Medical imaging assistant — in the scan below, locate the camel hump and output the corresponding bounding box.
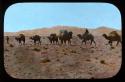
[34,35,40,37]
[69,31,73,34]
[109,31,119,37]
[19,34,25,37]
[59,30,68,36]
[50,33,56,36]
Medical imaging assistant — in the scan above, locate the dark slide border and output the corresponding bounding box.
[0,0,124,81]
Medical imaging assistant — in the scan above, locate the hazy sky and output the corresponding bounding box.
[4,3,121,32]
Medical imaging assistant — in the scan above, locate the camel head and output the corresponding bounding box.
[50,33,57,38]
[58,35,62,40]
[102,34,109,40]
[19,34,25,37]
[77,34,82,39]
[29,36,33,40]
[69,31,73,38]
[102,34,107,37]
[15,37,19,41]
[47,36,51,40]
[15,37,17,40]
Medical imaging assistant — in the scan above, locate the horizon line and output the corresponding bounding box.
[4,25,121,32]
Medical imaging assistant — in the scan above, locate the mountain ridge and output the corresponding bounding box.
[4,26,121,36]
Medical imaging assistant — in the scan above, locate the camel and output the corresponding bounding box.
[47,33,59,44]
[59,30,73,45]
[77,33,96,47]
[102,31,121,47]
[15,34,25,45]
[30,35,41,45]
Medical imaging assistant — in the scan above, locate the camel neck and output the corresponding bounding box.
[104,35,109,39]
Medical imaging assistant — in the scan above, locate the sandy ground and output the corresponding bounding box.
[4,35,122,79]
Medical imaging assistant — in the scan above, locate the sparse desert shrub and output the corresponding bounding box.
[33,48,41,52]
[90,77,95,79]
[70,50,77,53]
[41,58,50,63]
[55,49,58,51]
[90,50,94,53]
[95,57,98,60]
[62,49,65,52]
[86,59,91,62]
[64,52,67,55]
[56,59,60,61]
[9,44,14,47]
[100,60,106,64]
[119,56,121,58]
[43,46,48,50]
[111,46,115,49]
[88,72,93,75]
[5,48,9,51]
[91,47,94,48]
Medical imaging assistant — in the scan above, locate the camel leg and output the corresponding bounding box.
[7,40,9,44]
[53,41,55,45]
[57,40,59,45]
[64,40,66,45]
[116,41,119,46]
[120,40,122,45]
[61,40,63,45]
[109,41,112,47]
[39,40,40,45]
[51,41,53,45]
[40,40,41,45]
[19,41,21,46]
[81,40,84,45]
[68,40,70,45]
[55,40,57,45]
[84,40,87,47]
[52,41,53,44]
[68,40,71,45]
[19,43,21,46]
[23,41,24,45]
[107,41,111,45]
[53,41,55,44]
[24,39,25,45]
[93,40,96,47]
[50,40,52,44]
[52,41,54,45]
[20,41,22,46]
[57,41,59,45]
[70,40,71,45]
[105,41,110,45]
[23,41,25,45]
[19,40,21,45]
[34,41,36,45]
[56,40,58,45]
[84,40,86,45]
[90,40,92,46]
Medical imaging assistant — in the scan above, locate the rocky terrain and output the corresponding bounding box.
[4,26,122,79]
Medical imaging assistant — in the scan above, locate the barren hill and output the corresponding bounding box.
[4,26,121,36]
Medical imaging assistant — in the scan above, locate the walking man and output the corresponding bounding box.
[6,36,9,44]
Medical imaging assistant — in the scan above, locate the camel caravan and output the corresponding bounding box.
[5,29,122,48]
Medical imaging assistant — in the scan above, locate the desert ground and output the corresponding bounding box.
[4,26,122,79]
